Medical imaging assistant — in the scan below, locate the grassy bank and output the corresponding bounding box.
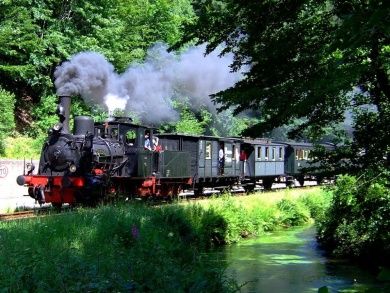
[0,187,330,292]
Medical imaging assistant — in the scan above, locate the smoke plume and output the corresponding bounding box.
[54,43,244,123]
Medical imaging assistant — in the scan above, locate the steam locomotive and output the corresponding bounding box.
[17,96,332,207]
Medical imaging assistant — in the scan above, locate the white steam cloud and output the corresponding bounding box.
[54,43,244,123]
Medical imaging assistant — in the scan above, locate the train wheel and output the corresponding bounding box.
[286,180,294,188]
[263,178,274,190]
[52,203,63,210]
[297,176,305,187]
[244,184,255,193]
[194,186,204,197]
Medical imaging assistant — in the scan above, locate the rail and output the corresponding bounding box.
[0,210,36,221]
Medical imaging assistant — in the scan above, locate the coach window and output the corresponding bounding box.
[256,146,261,160]
[303,150,309,160]
[265,146,269,160]
[205,141,212,159]
[296,149,304,160]
[279,147,284,160]
[232,145,236,160]
[271,147,276,160]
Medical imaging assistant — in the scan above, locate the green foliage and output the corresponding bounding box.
[0,204,236,292]
[317,174,390,265]
[207,109,259,137]
[298,190,332,222]
[160,100,212,135]
[160,100,258,137]
[175,108,210,135]
[0,189,330,291]
[0,0,194,136]
[30,94,58,135]
[193,189,329,245]
[178,0,390,170]
[2,135,44,159]
[276,198,310,227]
[0,87,15,154]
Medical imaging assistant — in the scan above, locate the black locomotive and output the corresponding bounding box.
[17,95,332,207]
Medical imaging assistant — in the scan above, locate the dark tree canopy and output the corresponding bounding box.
[176,0,390,170]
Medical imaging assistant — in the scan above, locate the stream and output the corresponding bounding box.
[207,226,389,292]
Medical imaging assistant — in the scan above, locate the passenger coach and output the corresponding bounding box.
[240,139,286,191]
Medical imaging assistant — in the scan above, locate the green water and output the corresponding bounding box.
[207,226,389,292]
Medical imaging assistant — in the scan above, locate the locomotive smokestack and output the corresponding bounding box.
[57,96,71,133]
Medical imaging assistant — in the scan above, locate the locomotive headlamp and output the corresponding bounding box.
[26,163,35,174]
[69,164,77,173]
[53,122,63,132]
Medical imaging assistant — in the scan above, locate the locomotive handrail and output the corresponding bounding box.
[97,136,114,173]
[110,157,129,176]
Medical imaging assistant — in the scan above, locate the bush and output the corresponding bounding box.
[298,189,332,221]
[2,135,45,159]
[0,88,16,154]
[276,198,310,227]
[317,174,390,265]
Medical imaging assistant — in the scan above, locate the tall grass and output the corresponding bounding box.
[0,205,236,292]
[0,187,330,291]
[186,187,331,244]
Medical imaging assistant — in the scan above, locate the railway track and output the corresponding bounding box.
[0,210,37,221]
[0,206,74,222]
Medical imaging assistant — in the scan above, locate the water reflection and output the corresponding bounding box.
[206,226,388,292]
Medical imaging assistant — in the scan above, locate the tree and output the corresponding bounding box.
[159,101,212,135]
[0,87,16,154]
[0,0,194,133]
[176,0,390,170]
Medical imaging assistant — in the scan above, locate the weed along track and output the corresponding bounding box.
[0,206,75,221]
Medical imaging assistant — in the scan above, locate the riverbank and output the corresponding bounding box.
[0,187,329,291]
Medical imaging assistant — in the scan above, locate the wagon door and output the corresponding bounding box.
[224,143,233,176]
[198,140,205,178]
[211,140,219,176]
[234,143,241,176]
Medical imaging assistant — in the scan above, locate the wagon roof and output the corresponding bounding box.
[242,138,285,146]
[156,133,242,142]
[274,141,335,149]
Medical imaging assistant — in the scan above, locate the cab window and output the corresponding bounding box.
[111,127,118,139]
[125,130,136,146]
